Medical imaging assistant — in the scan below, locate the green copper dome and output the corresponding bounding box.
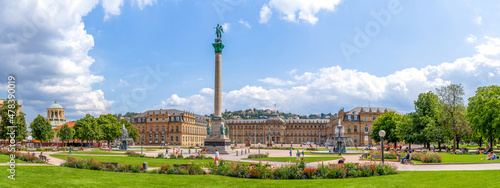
[48,100,63,109]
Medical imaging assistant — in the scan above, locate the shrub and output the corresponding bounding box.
[410,151,441,163]
[126,151,146,157]
[247,153,269,159]
[0,149,45,163]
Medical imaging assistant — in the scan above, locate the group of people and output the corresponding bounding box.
[164,146,182,159]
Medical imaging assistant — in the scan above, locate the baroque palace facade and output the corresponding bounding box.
[131,109,209,146]
[131,107,398,146]
[226,107,399,146]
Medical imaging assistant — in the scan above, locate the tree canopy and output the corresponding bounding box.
[97,114,122,145]
[467,85,500,146]
[370,111,402,147]
[73,114,101,145]
[57,124,74,146]
[30,114,52,145]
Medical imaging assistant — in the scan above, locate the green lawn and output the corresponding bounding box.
[304,152,361,156]
[439,153,500,163]
[0,155,29,164]
[50,154,252,167]
[2,166,500,187]
[56,151,127,155]
[244,156,341,163]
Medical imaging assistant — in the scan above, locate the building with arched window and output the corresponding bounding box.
[132,109,209,146]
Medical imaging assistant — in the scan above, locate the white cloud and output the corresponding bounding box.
[264,0,342,24]
[156,37,500,115]
[119,79,129,86]
[222,23,230,32]
[259,4,272,24]
[0,1,115,120]
[133,0,156,10]
[474,16,482,24]
[288,68,297,75]
[238,19,251,28]
[259,77,295,86]
[466,34,477,43]
[102,0,124,21]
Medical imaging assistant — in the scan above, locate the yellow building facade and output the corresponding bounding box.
[132,109,209,146]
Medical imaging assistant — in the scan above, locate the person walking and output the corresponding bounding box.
[289,147,292,157]
[165,149,169,158]
[301,149,305,157]
[215,149,220,166]
[296,150,301,163]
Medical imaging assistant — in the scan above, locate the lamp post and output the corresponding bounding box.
[258,143,260,154]
[379,130,386,164]
[141,137,143,155]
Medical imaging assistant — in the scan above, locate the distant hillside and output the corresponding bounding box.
[210,108,334,120]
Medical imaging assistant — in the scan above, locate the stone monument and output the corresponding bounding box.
[204,24,232,154]
[117,124,134,150]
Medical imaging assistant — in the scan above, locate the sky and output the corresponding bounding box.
[1,0,500,122]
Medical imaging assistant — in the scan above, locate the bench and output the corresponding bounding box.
[359,153,368,160]
[40,156,50,163]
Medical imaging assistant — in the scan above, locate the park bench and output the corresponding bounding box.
[40,156,50,163]
[359,153,368,160]
[403,155,414,165]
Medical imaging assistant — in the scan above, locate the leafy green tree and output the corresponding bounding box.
[396,113,416,149]
[467,85,500,147]
[413,91,440,149]
[97,114,122,146]
[57,125,74,146]
[370,111,403,148]
[120,119,139,142]
[436,84,471,151]
[30,114,52,147]
[0,100,27,142]
[73,114,100,147]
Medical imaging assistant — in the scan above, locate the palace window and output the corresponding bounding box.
[365,125,369,133]
[149,126,152,132]
[365,116,368,121]
[142,126,144,133]
[354,126,357,133]
[348,126,351,133]
[161,135,164,142]
[176,126,179,132]
[354,137,358,143]
[171,136,173,141]
[373,117,376,120]
[176,136,178,142]
[162,126,165,132]
[155,135,158,142]
[156,118,158,122]
[156,126,159,131]
[149,135,152,142]
[150,118,152,122]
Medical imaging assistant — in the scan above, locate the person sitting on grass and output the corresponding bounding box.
[484,152,496,160]
[401,151,411,164]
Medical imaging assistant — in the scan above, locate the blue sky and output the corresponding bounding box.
[1,0,500,122]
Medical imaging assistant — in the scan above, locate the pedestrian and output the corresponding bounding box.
[302,149,305,157]
[215,149,220,166]
[296,150,301,163]
[165,149,169,158]
[289,147,292,156]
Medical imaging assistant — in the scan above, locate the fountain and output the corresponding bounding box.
[117,124,134,150]
[313,120,362,154]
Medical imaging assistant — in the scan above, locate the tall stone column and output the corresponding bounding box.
[214,52,222,117]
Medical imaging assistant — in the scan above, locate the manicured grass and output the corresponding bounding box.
[2,166,500,187]
[56,151,127,155]
[50,154,252,167]
[244,156,341,163]
[129,147,165,149]
[304,152,361,156]
[0,155,29,163]
[439,153,500,163]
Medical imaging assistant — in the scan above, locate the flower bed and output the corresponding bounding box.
[61,156,145,173]
[185,153,213,160]
[0,149,45,163]
[151,164,206,175]
[211,159,398,179]
[125,151,146,157]
[411,151,441,163]
[247,153,269,159]
[36,147,54,151]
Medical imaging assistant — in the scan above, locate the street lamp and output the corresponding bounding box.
[379,130,386,164]
[258,143,261,154]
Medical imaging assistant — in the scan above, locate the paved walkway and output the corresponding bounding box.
[16,147,500,171]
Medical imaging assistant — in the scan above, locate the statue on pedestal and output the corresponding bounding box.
[220,125,224,136]
[225,126,229,136]
[206,125,210,135]
[214,24,224,40]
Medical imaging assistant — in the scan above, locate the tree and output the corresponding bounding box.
[30,114,52,147]
[57,125,74,146]
[413,91,440,149]
[73,114,100,147]
[120,119,139,142]
[370,111,403,148]
[396,113,416,149]
[436,84,471,151]
[467,85,500,147]
[0,100,27,142]
[97,114,122,146]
